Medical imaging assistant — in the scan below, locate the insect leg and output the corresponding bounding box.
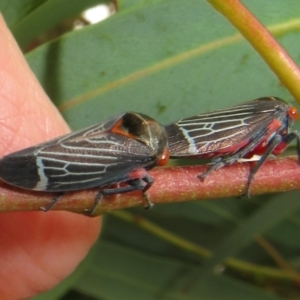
[84,193,104,215]
[40,193,64,212]
[135,174,154,209]
[246,131,300,197]
[283,131,300,163]
[102,175,154,208]
[245,134,282,197]
[85,174,154,215]
[198,128,270,181]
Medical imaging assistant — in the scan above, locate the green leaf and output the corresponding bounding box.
[26,0,300,131]
[75,240,281,300]
[197,191,300,283]
[118,0,150,11]
[0,0,47,27]
[11,0,110,49]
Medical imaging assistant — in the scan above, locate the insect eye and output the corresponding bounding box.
[157,149,170,166]
[288,106,299,121]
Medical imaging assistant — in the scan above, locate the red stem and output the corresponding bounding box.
[0,156,299,216]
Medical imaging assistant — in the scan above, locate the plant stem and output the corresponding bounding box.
[0,156,299,215]
[207,0,300,103]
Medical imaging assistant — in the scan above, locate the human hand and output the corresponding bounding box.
[0,15,101,299]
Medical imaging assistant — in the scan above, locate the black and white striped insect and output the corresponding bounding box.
[0,112,169,214]
[166,97,300,195]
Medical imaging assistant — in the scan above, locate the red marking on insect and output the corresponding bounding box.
[166,96,300,196]
[111,117,138,140]
[288,106,298,121]
[246,118,283,157]
[157,149,170,166]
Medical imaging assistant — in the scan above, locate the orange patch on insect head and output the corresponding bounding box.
[288,106,299,121]
[157,149,170,166]
[111,118,137,140]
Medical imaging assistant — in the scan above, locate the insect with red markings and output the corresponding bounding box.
[166,97,300,195]
[0,112,169,214]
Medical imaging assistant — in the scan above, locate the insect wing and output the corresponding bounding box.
[0,113,157,192]
[166,98,289,157]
